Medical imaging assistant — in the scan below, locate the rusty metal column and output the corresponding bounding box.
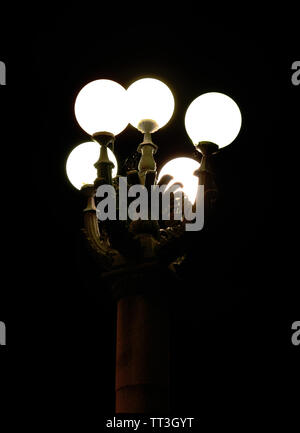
[115,291,170,413]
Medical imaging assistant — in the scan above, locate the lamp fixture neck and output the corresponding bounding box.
[92,131,116,186]
[137,141,158,185]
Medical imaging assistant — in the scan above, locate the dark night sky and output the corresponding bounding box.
[1,6,299,429]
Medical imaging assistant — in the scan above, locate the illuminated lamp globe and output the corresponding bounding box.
[127,78,175,133]
[66,141,118,190]
[185,92,242,148]
[158,157,200,204]
[74,79,129,136]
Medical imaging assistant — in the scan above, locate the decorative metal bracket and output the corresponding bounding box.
[80,137,220,284]
[81,184,125,271]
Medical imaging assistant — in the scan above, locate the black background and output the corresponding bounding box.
[0,7,299,430]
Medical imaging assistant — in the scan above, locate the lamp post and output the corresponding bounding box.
[66,78,242,413]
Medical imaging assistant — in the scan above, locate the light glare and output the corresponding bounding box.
[185,92,242,148]
[74,79,129,135]
[158,157,200,204]
[66,141,118,190]
[127,78,175,131]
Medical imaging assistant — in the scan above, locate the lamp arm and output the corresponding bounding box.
[81,185,125,270]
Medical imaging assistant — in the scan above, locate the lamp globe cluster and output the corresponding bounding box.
[66,77,242,199]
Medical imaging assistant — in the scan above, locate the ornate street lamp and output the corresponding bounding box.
[66,78,242,413]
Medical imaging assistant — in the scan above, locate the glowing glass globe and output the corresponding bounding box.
[185,92,242,148]
[74,79,129,136]
[66,141,118,190]
[158,157,200,204]
[127,78,175,132]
